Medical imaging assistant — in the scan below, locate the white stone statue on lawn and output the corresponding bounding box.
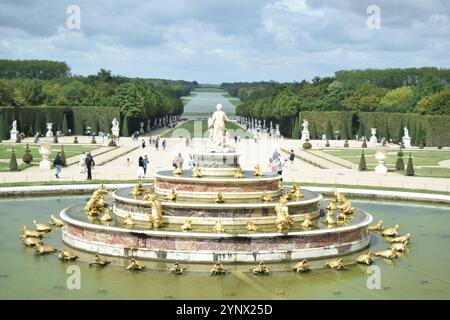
[403,127,409,138]
[207,103,232,151]
[301,119,310,141]
[402,126,411,148]
[10,120,18,141]
[111,117,120,137]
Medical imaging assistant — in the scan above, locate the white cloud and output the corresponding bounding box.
[0,0,449,82]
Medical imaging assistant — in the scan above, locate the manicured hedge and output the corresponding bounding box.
[0,106,120,136]
[298,111,355,140]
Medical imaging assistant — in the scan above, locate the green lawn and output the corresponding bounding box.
[0,143,98,171]
[160,120,253,139]
[323,149,450,177]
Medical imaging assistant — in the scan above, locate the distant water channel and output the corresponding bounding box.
[0,195,449,299]
[182,89,237,120]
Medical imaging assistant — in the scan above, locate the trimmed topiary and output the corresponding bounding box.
[406,153,415,176]
[359,149,366,171]
[362,138,367,148]
[91,136,97,144]
[73,136,79,144]
[395,149,405,170]
[16,136,21,143]
[34,135,39,143]
[9,148,18,171]
[22,143,33,164]
[53,135,58,143]
[325,139,330,147]
[344,140,349,148]
[60,145,67,167]
[302,139,312,149]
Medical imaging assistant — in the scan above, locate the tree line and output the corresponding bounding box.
[222,67,450,118]
[0,66,195,120]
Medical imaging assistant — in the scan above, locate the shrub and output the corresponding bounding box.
[344,140,349,148]
[325,140,330,147]
[359,149,366,171]
[302,139,312,149]
[9,148,18,171]
[60,145,67,166]
[91,136,96,144]
[53,135,58,143]
[73,136,78,144]
[395,149,405,170]
[22,143,33,164]
[406,154,415,176]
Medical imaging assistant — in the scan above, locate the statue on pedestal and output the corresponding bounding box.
[111,118,120,137]
[10,120,18,141]
[402,127,411,148]
[207,104,233,151]
[301,119,310,141]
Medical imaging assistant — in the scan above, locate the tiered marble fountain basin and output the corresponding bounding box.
[60,191,372,263]
[154,170,282,200]
[113,184,322,226]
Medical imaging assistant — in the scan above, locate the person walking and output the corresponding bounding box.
[143,155,149,175]
[155,137,159,151]
[142,139,146,149]
[137,156,145,179]
[85,152,95,180]
[53,152,62,178]
[79,152,87,174]
[289,150,295,166]
[162,139,167,151]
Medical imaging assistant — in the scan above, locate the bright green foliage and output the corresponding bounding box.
[378,86,413,112]
[416,88,450,115]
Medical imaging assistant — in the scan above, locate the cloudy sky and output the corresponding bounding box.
[0,0,449,83]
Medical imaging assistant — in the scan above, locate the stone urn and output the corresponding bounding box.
[374,147,387,175]
[46,123,53,137]
[39,141,52,170]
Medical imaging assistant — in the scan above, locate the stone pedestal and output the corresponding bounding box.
[10,130,18,141]
[402,136,411,148]
[369,128,378,146]
[39,141,52,170]
[301,130,310,141]
[374,148,387,175]
[111,128,120,138]
[194,152,241,176]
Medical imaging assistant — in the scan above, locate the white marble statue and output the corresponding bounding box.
[301,119,310,141]
[208,103,231,148]
[111,117,120,137]
[403,127,409,138]
[402,126,411,148]
[112,118,119,130]
[301,119,309,132]
[10,120,18,141]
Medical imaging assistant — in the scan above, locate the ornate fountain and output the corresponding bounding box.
[60,105,373,263]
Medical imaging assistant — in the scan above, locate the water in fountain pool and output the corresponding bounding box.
[0,195,449,299]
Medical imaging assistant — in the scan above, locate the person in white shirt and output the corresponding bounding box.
[79,152,87,174]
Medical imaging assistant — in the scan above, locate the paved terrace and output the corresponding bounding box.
[0,127,449,193]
